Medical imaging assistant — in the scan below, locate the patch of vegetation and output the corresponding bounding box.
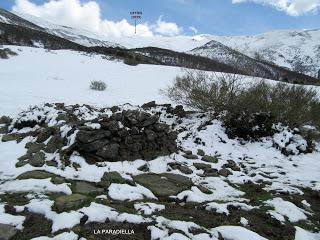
[165,70,320,140]
[90,80,107,91]
[0,47,17,59]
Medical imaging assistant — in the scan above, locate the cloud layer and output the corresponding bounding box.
[12,0,183,37]
[232,0,320,16]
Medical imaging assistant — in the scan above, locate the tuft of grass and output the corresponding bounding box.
[90,80,107,91]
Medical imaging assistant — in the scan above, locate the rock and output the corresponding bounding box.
[138,164,149,172]
[98,171,126,188]
[193,163,212,170]
[0,126,8,134]
[26,143,45,154]
[17,170,56,180]
[0,116,12,125]
[202,155,218,163]
[80,139,110,153]
[36,128,53,143]
[0,223,17,240]
[141,101,156,109]
[45,135,64,153]
[133,173,192,198]
[1,133,20,142]
[96,143,120,161]
[168,163,193,174]
[203,168,219,177]
[29,152,45,167]
[218,168,232,177]
[15,160,28,168]
[197,185,213,194]
[183,154,198,160]
[142,115,159,127]
[46,160,58,167]
[223,160,241,171]
[100,121,119,132]
[197,149,205,156]
[13,213,52,239]
[168,105,186,118]
[76,130,111,144]
[55,194,88,212]
[74,181,104,194]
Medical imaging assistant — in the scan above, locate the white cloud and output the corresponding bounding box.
[232,0,320,16]
[189,26,198,34]
[12,0,182,37]
[153,16,182,36]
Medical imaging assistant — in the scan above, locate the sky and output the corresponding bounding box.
[1,0,320,37]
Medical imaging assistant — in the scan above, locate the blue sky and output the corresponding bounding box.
[1,0,320,36]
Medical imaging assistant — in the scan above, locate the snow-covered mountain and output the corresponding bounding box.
[1,8,319,83]
[206,30,320,78]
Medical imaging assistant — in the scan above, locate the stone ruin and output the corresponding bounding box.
[75,109,178,163]
[0,103,180,166]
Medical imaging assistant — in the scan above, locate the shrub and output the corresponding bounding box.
[164,70,320,139]
[90,80,107,91]
[0,48,18,59]
[164,70,244,114]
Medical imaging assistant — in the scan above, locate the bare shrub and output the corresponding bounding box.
[164,70,244,113]
[90,80,107,91]
[164,70,320,139]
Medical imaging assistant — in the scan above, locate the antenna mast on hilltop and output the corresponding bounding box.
[130,11,142,34]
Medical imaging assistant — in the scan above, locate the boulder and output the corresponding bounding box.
[202,155,218,163]
[133,173,192,198]
[0,223,17,240]
[45,135,64,153]
[74,181,104,194]
[29,152,45,167]
[193,163,211,170]
[55,194,88,212]
[98,171,126,188]
[17,170,56,180]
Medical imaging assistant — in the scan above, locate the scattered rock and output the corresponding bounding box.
[36,127,54,143]
[0,223,17,240]
[45,135,64,153]
[1,133,20,142]
[218,168,232,177]
[193,163,212,170]
[183,154,198,160]
[202,155,218,163]
[55,194,88,212]
[223,160,241,171]
[74,181,104,194]
[197,149,205,156]
[133,173,192,198]
[13,213,52,239]
[29,152,45,167]
[98,171,126,188]
[17,170,56,180]
[26,143,45,154]
[168,162,193,174]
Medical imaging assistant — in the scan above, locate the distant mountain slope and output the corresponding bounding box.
[1,8,319,85]
[208,30,320,78]
[0,8,43,31]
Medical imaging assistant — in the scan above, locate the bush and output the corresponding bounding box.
[164,70,244,114]
[164,70,320,139]
[0,48,18,59]
[90,80,107,91]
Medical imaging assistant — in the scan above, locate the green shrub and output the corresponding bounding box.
[90,80,107,91]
